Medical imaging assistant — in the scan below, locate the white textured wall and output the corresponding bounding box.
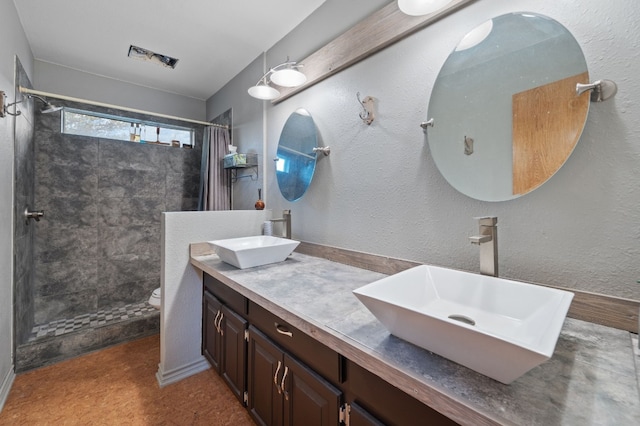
[206,55,266,210]
[34,61,206,121]
[0,0,33,410]
[207,0,389,211]
[209,0,640,300]
[158,210,270,386]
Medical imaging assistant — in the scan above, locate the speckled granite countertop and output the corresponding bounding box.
[191,251,640,426]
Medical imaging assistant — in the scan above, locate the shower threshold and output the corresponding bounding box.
[27,301,159,342]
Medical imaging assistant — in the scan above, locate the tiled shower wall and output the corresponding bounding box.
[13,57,36,345]
[33,100,203,326]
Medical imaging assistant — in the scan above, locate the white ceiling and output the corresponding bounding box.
[13,0,327,101]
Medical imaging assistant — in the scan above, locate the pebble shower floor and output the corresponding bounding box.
[28,302,159,342]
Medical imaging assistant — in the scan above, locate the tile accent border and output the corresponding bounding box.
[27,302,158,342]
[15,309,159,372]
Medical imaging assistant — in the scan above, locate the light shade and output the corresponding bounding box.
[397,0,452,16]
[247,83,280,100]
[270,68,307,88]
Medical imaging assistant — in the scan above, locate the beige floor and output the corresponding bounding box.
[0,334,254,425]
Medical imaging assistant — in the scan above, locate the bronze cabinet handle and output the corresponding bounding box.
[275,322,292,337]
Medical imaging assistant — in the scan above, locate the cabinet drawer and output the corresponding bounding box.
[204,273,248,316]
[346,360,458,426]
[249,301,343,385]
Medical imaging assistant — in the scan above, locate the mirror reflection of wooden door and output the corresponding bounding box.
[512,72,590,195]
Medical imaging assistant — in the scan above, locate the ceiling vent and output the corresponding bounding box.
[127,45,179,69]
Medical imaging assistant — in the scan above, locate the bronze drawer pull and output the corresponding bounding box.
[275,322,293,337]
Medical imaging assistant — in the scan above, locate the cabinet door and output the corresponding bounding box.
[248,326,284,426]
[349,402,385,426]
[203,291,223,372]
[283,353,341,426]
[220,305,248,404]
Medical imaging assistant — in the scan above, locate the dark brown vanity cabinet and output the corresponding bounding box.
[203,277,248,404]
[247,325,341,426]
[202,272,457,426]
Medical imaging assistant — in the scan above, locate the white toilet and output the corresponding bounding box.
[148,287,161,309]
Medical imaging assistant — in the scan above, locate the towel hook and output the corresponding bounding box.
[420,118,434,129]
[356,92,375,125]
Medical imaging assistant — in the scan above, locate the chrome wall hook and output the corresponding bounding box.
[420,118,434,129]
[576,79,618,102]
[356,92,375,125]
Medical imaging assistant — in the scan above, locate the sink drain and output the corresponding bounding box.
[448,314,476,326]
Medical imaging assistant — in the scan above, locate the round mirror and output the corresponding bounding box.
[428,12,590,201]
[276,108,318,201]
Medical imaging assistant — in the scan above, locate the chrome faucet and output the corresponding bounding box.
[270,210,292,239]
[469,216,498,277]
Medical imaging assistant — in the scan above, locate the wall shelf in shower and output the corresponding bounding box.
[224,153,258,182]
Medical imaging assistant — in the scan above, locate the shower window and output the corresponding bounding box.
[62,108,195,147]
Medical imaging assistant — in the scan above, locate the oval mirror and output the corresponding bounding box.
[428,12,590,201]
[276,108,318,201]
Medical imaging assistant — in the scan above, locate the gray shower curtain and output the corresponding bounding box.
[198,126,231,210]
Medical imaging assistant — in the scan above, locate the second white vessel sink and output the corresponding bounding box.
[353,265,574,384]
[209,235,300,269]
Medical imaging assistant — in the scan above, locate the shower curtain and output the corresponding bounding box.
[198,126,231,211]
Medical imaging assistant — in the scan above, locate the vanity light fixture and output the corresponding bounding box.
[397,0,453,16]
[247,59,306,100]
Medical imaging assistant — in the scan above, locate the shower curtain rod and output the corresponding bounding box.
[18,86,228,129]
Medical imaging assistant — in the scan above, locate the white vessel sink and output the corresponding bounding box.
[353,265,574,384]
[209,235,300,269]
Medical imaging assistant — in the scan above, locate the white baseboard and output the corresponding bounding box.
[155,356,210,388]
[0,367,15,413]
